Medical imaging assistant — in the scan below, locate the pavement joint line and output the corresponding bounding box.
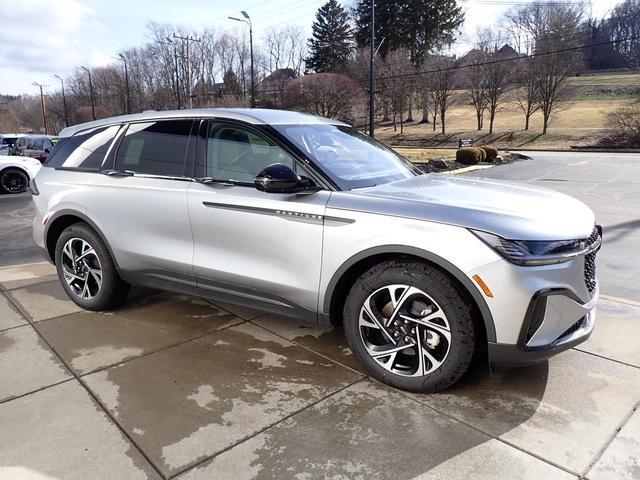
[572,346,640,370]
[397,387,582,478]
[0,376,76,408]
[0,276,61,292]
[581,400,640,478]
[0,322,30,334]
[168,376,368,480]
[0,260,51,270]
[599,294,640,307]
[74,318,247,379]
[2,291,168,479]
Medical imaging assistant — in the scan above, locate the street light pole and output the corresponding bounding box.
[80,66,96,120]
[32,82,49,134]
[52,75,69,127]
[229,11,255,108]
[369,0,375,138]
[117,54,132,114]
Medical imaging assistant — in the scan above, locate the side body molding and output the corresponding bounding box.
[322,245,497,343]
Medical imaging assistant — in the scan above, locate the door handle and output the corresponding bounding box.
[100,169,134,177]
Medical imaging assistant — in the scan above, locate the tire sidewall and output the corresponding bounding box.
[344,264,476,393]
[55,223,118,310]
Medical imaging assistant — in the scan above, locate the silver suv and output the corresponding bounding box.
[31,109,601,392]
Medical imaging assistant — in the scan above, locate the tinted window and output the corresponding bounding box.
[115,120,193,177]
[206,122,294,183]
[46,126,120,169]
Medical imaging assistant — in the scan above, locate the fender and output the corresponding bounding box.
[322,244,497,343]
[43,208,121,271]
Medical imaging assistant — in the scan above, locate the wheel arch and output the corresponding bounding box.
[44,210,120,271]
[323,245,497,343]
[0,165,30,178]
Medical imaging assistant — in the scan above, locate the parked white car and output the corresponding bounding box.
[0,155,41,194]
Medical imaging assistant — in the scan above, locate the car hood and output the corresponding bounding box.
[340,174,595,241]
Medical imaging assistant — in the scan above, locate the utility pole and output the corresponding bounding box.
[80,66,96,120]
[52,75,69,127]
[173,33,201,109]
[117,54,132,114]
[32,82,49,134]
[161,38,181,109]
[369,0,375,137]
[229,11,255,108]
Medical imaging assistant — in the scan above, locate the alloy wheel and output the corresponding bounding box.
[1,171,28,193]
[359,284,451,377]
[60,237,103,300]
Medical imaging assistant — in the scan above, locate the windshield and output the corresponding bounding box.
[274,124,420,190]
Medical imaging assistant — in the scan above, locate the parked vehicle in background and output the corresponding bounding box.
[0,155,41,194]
[14,135,55,162]
[0,134,26,155]
[31,108,601,393]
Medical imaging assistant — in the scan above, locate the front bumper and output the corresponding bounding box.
[488,286,598,367]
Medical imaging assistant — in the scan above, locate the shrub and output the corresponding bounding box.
[476,147,487,162]
[481,145,499,162]
[608,107,640,147]
[456,147,482,165]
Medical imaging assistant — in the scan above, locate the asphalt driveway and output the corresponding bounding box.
[1,151,639,479]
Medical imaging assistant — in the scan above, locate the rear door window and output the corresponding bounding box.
[46,125,121,169]
[115,120,193,177]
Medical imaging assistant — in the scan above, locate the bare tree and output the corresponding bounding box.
[282,73,363,122]
[427,53,457,134]
[505,2,584,134]
[379,50,414,132]
[479,29,514,134]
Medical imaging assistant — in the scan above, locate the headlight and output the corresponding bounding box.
[470,229,595,266]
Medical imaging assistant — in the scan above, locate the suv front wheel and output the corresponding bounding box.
[55,223,130,310]
[343,261,476,393]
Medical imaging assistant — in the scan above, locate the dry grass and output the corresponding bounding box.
[393,147,457,162]
[374,72,639,150]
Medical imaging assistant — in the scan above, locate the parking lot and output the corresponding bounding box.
[1,151,639,479]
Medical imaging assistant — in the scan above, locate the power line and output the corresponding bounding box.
[371,34,640,83]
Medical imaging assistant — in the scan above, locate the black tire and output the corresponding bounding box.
[0,168,29,194]
[343,260,476,393]
[55,223,130,310]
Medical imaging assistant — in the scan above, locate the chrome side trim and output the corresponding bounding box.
[202,201,354,225]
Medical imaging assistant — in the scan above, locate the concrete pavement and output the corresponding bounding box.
[1,262,639,479]
[1,151,639,479]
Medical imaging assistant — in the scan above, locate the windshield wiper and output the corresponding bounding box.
[351,184,377,190]
[194,177,235,186]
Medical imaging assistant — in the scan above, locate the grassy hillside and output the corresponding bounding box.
[376,72,638,150]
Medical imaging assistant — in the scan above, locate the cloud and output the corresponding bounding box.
[0,0,103,73]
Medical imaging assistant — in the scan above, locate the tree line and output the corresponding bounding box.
[1,0,639,137]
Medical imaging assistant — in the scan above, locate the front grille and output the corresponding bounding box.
[584,226,600,295]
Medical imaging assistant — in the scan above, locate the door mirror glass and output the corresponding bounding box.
[254,163,302,194]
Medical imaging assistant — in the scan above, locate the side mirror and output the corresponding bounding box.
[254,163,302,194]
[44,148,51,153]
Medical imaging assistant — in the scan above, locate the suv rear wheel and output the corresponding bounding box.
[55,223,130,310]
[343,261,476,393]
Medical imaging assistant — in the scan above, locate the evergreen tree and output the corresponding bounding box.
[354,0,464,63]
[306,0,354,73]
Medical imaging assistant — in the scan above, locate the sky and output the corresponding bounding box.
[0,0,625,96]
